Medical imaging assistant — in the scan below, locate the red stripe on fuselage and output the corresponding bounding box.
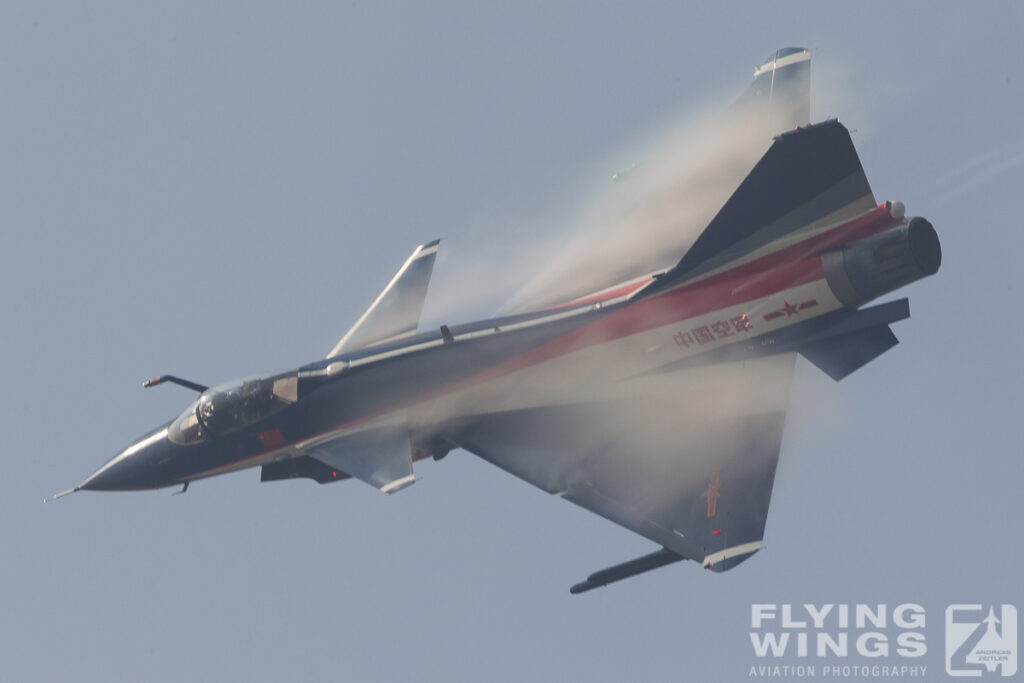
[471,257,823,382]
[689,205,898,289]
[549,277,655,310]
[468,206,898,381]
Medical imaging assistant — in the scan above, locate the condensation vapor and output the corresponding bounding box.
[410,350,800,524]
[421,95,785,324]
[410,86,857,509]
[402,62,871,534]
[506,99,782,312]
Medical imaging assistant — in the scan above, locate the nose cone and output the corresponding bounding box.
[80,426,178,491]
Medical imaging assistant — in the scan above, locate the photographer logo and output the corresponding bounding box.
[946,605,1017,677]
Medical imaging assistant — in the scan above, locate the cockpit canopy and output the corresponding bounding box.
[168,372,299,446]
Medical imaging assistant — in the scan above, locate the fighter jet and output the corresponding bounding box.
[46,48,941,593]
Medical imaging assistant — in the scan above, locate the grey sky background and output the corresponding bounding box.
[4,2,1023,681]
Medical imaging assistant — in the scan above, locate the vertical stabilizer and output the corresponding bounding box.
[737,47,811,133]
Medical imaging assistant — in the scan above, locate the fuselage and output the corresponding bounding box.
[79,203,914,493]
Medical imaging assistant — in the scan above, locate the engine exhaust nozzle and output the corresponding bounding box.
[822,217,941,307]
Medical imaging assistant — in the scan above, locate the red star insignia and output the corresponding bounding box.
[781,301,800,317]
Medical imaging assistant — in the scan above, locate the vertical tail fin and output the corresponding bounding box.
[649,120,876,290]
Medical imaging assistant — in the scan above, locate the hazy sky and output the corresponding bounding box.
[5,3,1023,681]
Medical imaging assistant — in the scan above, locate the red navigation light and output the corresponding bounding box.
[712,529,720,535]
